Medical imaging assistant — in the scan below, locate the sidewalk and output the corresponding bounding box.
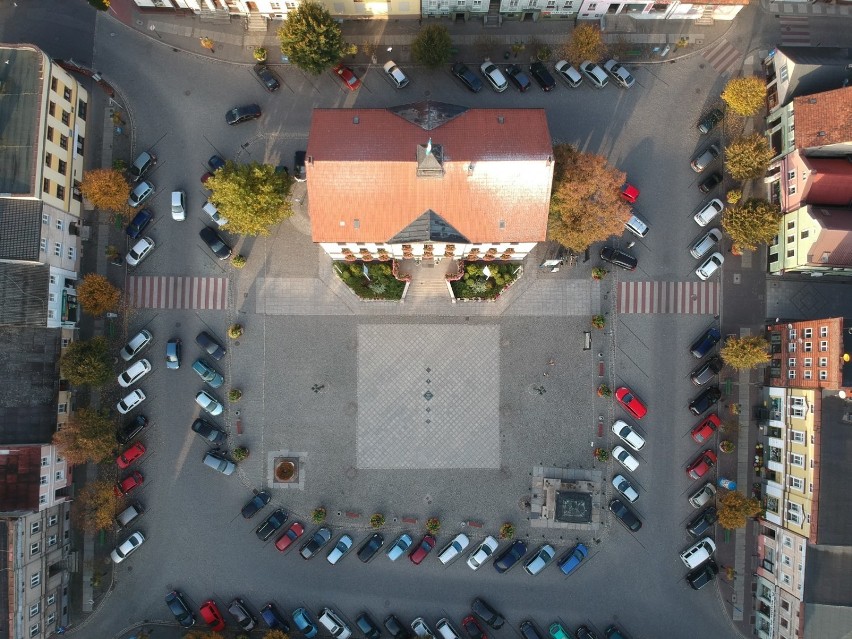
[761,0,852,16]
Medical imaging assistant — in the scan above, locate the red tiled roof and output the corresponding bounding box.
[305,108,553,243]
[806,207,852,266]
[794,86,852,150]
[0,446,40,512]
[801,157,852,207]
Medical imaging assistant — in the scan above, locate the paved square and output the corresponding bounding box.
[357,324,500,469]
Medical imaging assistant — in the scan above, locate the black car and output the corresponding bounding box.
[228,598,257,631]
[191,417,227,444]
[576,627,601,639]
[689,386,722,415]
[165,590,195,627]
[225,103,262,125]
[605,626,628,639]
[199,226,232,260]
[357,533,384,562]
[256,508,287,541]
[687,559,719,590]
[126,208,153,239]
[165,338,181,370]
[698,172,723,193]
[294,151,307,182]
[520,621,545,639]
[356,613,382,639]
[697,108,724,134]
[471,598,505,629]
[690,356,723,386]
[117,415,148,445]
[609,498,642,532]
[452,62,483,93]
[261,602,290,630]
[299,526,332,559]
[252,64,281,92]
[241,490,271,519]
[690,327,721,359]
[493,540,527,573]
[687,506,718,538]
[196,330,226,360]
[384,614,412,639]
[504,64,532,92]
[529,61,556,91]
[600,246,637,270]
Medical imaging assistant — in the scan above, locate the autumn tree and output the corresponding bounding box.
[277,2,350,74]
[80,168,130,212]
[721,335,771,370]
[722,198,782,252]
[77,273,121,317]
[717,490,762,529]
[264,631,290,639]
[412,24,454,69]
[72,480,118,533]
[183,633,226,639]
[548,144,632,251]
[725,134,775,181]
[207,161,293,236]
[561,24,606,67]
[721,76,767,117]
[60,336,113,386]
[53,408,117,465]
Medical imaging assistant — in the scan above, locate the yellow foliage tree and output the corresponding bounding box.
[725,134,775,181]
[77,273,121,316]
[72,480,118,533]
[721,335,771,370]
[721,76,767,117]
[80,168,130,212]
[53,408,117,465]
[561,24,606,67]
[548,144,632,251]
[717,490,762,530]
[722,198,782,252]
[264,631,290,639]
[207,162,293,236]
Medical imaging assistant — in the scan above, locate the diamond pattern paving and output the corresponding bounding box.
[357,324,500,469]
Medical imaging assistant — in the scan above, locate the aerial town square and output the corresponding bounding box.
[0,0,851,638]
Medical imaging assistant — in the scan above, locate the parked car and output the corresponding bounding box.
[687,506,718,537]
[504,64,532,92]
[117,389,146,414]
[467,535,499,570]
[554,60,582,87]
[200,600,226,631]
[293,151,307,182]
[437,533,470,564]
[621,182,640,203]
[110,531,145,563]
[493,539,527,573]
[680,537,717,569]
[612,445,639,472]
[520,621,545,639]
[126,208,153,239]
[202,200,228,227]
[690,228,723,259]
[696,252,724,281]
[691,413,721,444]
[548,623,571,639]
[165,338,181,370]
[471,598,505,629]
[228,598,257,631]
[326,534,354,564]
[241,490,271,519]
[225,104,261,125]
[612,474,639,503]
[575,627,600,639]
[611,420,646,451]
[196,331,226,360]
[383,60,410,88]
[199,226,232,260]
[603,59,635,88]
[357,533,384,562]
[690,144,720,173]
[117,359,151,388]
[117,415,148,445]
[579,60,609,88]
[529,61,556,91]
[293,607,319,638]
[609,498,642,532]
[114,471,144,496]
[357,613,382,639]
[451,62,483,93]
[385,532,412,561]
[126,237,155,267]
[202,450,235,475]
[436,618,460,639]
[129,151,156,182]
[121,329,153,362]
[195,390,223,416]
[523,543,555,576]
[165,590,195,627]
[691,356,723,386]
[256,509,287,541]
[275,522,305,552]
[333,63,361,91]
[693,198,724,226]
[384,614,412,639]
[128,180,155,207]
[625,212,650,238]
[201,155,225,184]
[261,602,290,630]
[689,482,717,508]
[690,327,721,358]
[409,534,436,565]
[253,63,281,92]
[599,246,637,270]
[615,386,647,419]
[116,442,146,469]
[697,108,724,134]
[604,626,628,639]
[192,358,224,388]
[689,386,722,415]
[481,62,508,92]
[698,172,723,193]
[687,449,718,479]
[319,607,352,639]
[170,190,186,221]
[299,526,332,559]
[411,617,433,638]
[687,559,719,590]
[191,418,226,444]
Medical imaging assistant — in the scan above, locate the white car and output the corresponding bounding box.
[603,59,635,88]
[170,190,186,221]
[611,420,646,451]
[117,359,152,388]
[126,237,155,267]
[117,389,146,414]
[523,543,555,576]
[128,180,155,207]
[110,531,145,563]
[693,198,724,226]
[120,329,153,362]
[696,252,724,281]
[437,533,470,565]
[690,228,723,259]
[554,60,582,87]
[612,445,639,472]
[319,608,352,639]
[689,482,717,509]
[612,474,639,503]
[579,60,609,88]
[383,60,410,88]
[326,534,353,565]
[202,200,228,227]
[481,61,508,92]
[195,390,223,416]
[466,535,499,570]
[411,618,433,639]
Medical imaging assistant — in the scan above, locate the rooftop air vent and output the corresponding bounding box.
[497,116,504,124]
[353,116,360,124]
[818,131,826,137]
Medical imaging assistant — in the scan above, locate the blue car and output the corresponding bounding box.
[126,208,153,239]
[557,543,588,576]
[292,607,318,638]
[690,327,721,359]
[493,540,527,573]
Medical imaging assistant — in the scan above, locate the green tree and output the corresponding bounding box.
[277,2,350,74]
[548,144,632,251]
[721,75,767,117]
[77,273,121,316]
[561,23,606,67]
[59,336,113,386]
[80,168,130,212]
[207,161,293,236]
[53,408,117,465]
[722,198,781,252]
[725,133,775,180]
[411,24,454,68]
[72,480,118,533]
[717,490,762,529]
[721,335,771,370]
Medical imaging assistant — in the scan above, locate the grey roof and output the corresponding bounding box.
[0,325,59,445]
[0,198,42,261]
[803,545,852,605]
[0,262,49,327]
[776,46,852,107]
[814,395,852,546]
[803,603,852,639]
[388,101,470,131]
[0,45,43,196]
[387,209,470,244]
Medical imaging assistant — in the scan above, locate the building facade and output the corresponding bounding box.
[754,520,808,639]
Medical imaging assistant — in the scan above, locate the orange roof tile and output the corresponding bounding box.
[305,106,553,243]
[794,86,852,150]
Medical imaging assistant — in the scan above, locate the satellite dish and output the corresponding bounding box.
[839,390,847,399]
[787,324,793,329]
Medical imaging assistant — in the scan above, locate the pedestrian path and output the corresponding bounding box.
[763,0,852,16]
[701,38,742,76]
[617,280,719,315]
[127,276,230,310]
[778,16,810,46]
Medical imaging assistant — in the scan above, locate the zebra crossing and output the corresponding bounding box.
[617,281,719,315]
[779,16,810,46]
[127,276,230,310]
[701,38,742,76]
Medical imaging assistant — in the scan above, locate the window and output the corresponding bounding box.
[76,135,85,155]
[61,338,69,348]
[54,242,62,256]
[790,453,804,467]
[782,574,791,586]
[788,184,797,195]
[786,502,801,524]
[56,185,65,200]
[787,249,795,258]
[47,126,54,141]
[820,325,828,337]
[39,494,47,505]
[30,603,39,618]
[42,213,50,226]
[804,341,812,352]
[30,623,40,637]
[55,471,63,481]
[819,357,828,366]
[31,542,40,555]
[40,239,47,253]
[803,370,812,380]
[787,234,795,244]
[803,357,812,367]
[31,521,41,534]
[55,219,63,231]
[41,456,49,467]
[66,246,75,260]
[48,515,57,526]
[49,293,56,303]
[801,229,809,240]
[789,476,804,491]
[786,171,795,183]
[788,369,796,379]
[31,572,40,588]
[48,534,57,547]
[43,178,51,193]
[787,357,796,367]
[783,536,793,549]
[61,111,70,125]
[819,370,828,380]
[51,77,58,91]
[47,613,55,626]
[63,86,72,100]
[49,101,56,117]
[40,475,48,485]
[59,135,68,150]
[77,99,87,121]
[47,594,55,605]
[819,341,828,351]
[803,328,812,338]
[58,159,67,175]
[780,64,789,82]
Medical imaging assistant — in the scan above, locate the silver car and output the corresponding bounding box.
[481,61,508,92]
[612,474,640,503]
[466,535,499,570]
[202,450,236,475]
[128,180,155,207]
[195,390,223,416]
[689,482,717,509]
[383,61,410,88]
[696,252,724,281]
[126,237,155,267]
[523,543,555,576]
[110,531,145,563]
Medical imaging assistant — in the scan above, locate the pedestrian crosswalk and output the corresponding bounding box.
[617,281,719,315]
[127,276,230,310]
[779,16,810,46]
[701,38,742,76]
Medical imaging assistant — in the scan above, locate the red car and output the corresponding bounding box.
[275,522,305,552]
[621,183,640,203]
[113,471,144,496]
[200,600,226,631]
[333,63,361,91]
[615,386,647,420]
[687,449,718,479]
[409,534,435,565]
[691,413,720,444]
[116,441,146,470]
[462,615,488,639]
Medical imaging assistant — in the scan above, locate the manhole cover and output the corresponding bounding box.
[346,467,358,479]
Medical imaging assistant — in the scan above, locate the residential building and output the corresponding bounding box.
[754,520,807,639]
[763,46,852,114]
[767,206,852,276]
[306,102,553,264]
[573,0,747,22]
[131,0,420,19]
[766,318,849,390]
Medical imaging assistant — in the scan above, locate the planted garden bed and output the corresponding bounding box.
[335,262,406,300]
[450,262,520,300]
